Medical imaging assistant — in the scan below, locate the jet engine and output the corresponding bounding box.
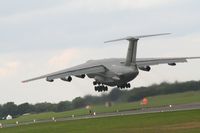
[46,78,54,82]
[75,74,86,78]
[138,66,151,72]
[168,63,176,66]
[61,76,72,82]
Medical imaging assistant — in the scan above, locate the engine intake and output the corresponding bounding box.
[61,76,72,82]
[138,66,151,72]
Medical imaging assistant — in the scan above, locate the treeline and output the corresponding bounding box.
[0,80,200,118]
[0,97,87,118]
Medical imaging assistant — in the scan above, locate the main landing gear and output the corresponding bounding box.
[93,81,108,92]
[117,83,131,89]
[94,86,108,92]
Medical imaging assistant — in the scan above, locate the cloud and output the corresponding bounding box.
[0,61,20,77]
[73,0,173,11]
[0,0,174,23]
[48,48,79,68]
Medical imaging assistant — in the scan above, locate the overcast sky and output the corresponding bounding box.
[0,0,200,104]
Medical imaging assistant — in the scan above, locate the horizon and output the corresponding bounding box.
[1,79,199,105]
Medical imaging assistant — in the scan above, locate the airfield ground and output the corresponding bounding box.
[1,109,200,133]
[0,90,200,125]
[0,91,200,124]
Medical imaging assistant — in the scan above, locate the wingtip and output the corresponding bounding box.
[163,33,172,35]
[21,81,26,83]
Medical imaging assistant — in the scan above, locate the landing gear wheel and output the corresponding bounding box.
[118,83,131,89]
[94,85,108,92]
[94,86,98,91]
[127,83,131,88]
[93,81,97,85]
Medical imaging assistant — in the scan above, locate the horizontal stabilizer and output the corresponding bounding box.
[104,33,171,43]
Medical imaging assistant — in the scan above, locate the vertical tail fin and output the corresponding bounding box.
[105,33,170,66]
[126,39,138,65]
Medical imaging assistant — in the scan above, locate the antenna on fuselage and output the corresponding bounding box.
[104,33,171,66]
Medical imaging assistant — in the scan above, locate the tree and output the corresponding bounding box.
[17,103,34,115]
[0,105,3,118]
[2,102,18,117]
[108,88,122,101]
[34,102,56,113]
[56,101,72,112]
[72,97,86,108]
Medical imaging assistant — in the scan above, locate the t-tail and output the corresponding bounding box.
[105,33,171,66]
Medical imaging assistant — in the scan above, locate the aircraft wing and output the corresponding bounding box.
[22,64,107,83]
[136,57,200,67]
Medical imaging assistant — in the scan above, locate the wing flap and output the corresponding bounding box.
[47,65,106,80]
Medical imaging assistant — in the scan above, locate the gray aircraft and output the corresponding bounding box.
[22,33,200,92]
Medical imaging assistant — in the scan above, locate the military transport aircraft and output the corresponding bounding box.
[22,33,200,92]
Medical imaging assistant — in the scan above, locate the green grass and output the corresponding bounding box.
[1,109,200,133]
[1,91,200,125]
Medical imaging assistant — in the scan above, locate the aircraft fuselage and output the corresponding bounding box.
[86,58,139,87]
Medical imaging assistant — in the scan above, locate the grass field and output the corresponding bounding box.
[1,91,200,125]
[1,109,200,133]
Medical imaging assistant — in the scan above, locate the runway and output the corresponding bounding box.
[2,102,200,128]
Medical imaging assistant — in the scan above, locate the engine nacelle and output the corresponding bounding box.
[138,66,151,72]
[168,63,176,66]
[46,78,54,82]
[61,76,72,82]
[75,74,86,78]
